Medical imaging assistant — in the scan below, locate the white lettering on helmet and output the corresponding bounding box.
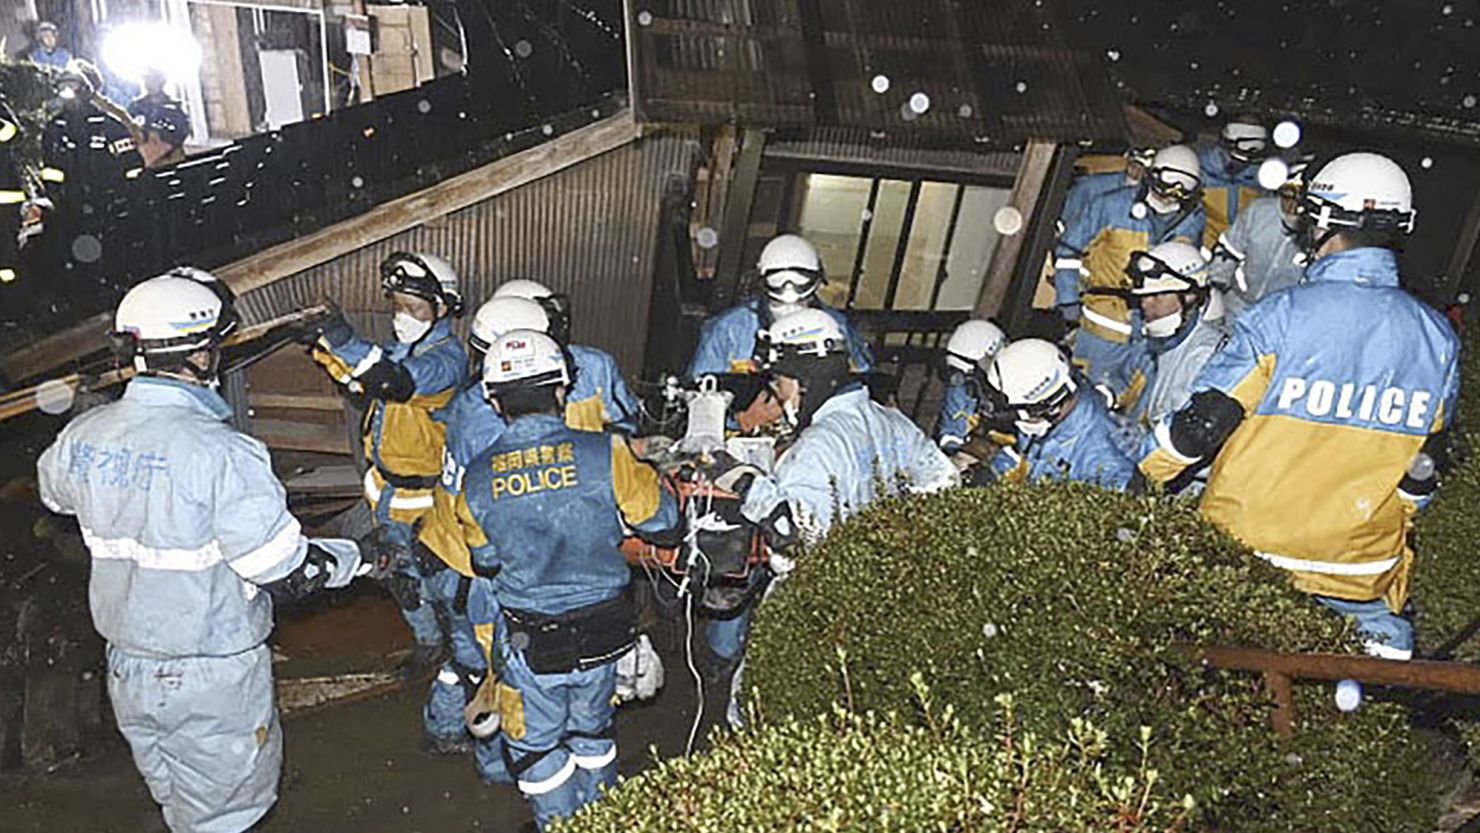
[1273,377,1433,428]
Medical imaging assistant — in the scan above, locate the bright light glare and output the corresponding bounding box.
[1257,157,1291,190]
[101,24,203,85]
[1272,120,1301,149]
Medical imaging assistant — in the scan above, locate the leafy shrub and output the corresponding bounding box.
[1413,333,1480,757]
[743,484,1436,833]
[560,686,1197,833]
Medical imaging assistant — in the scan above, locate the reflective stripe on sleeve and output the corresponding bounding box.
[1153,420,1201,466]
[228,518,305,580]
[1216,232,1245,261]
[1364,642,1413,661]
[81,527,223,572]
[1254,551,1401,576]
[351,346,384,379]
[1080,307,1133,336]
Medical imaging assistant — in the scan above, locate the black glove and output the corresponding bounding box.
[356,359,416,402]
[295,306,353,346]
[358,526,409,580]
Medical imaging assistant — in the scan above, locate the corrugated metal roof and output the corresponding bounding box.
[765,127,1022,178]
[236,134,696,375]
[628,0,1125,147]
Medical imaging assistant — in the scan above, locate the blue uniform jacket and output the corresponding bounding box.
[456,415,679,615]
[990,390,1136,490]
[1197,144,1267,250]
[1140,247,1460,605]
[37,378,314,658]
[1054,186,1206,341]
[934,380,979,452]
[688,298,873,377]
[742,386,958,540]
[1057,171,1127,235]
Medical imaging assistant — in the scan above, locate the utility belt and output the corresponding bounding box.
[502,588,636,675]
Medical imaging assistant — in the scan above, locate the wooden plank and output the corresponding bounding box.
[249,392,344,411]
[255,417,353,455]
[407,5,434,86]
[1192,645,1480,694]
[975,139,1056,319]
[1,111,640,382]
[1445,178,1480,297]
[207,4,254,139]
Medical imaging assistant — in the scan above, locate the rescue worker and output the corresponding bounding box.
[37,272,366,833]
[128,70,190,168]
[721,309,959,724]
[1115,242,1230,425]
[488,278,639,432]
[1137,152,1460,660]
[457,330,681,829]
[1208,170,1308,320]
[934,318,1009,453]
[416,288,644,766]
[308,251,466,676]
[986,338,1137,489]
[688,233,872,431]
[1197,118,1271,249]
[29,21,72,69]
[1057,147,1156,233]
[1054,145,1206,395]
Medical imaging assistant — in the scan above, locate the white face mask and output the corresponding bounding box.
[1144,309,1184,338]
[1015,418,1052,438]
[769,300,807,321]
[1145,191,1179,215]
[393,312,433,344]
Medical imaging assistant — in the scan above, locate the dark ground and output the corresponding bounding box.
[0,591,720,833]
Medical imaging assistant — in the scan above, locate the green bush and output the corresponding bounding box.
[743,484,1436,832]
[1413,332,1480,757]
[560,690,1197,833]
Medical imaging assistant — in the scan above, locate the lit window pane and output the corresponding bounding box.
[935,185,1013,310]
[892,182,960,310]
[851,179,911,310]
[793,174,871,309]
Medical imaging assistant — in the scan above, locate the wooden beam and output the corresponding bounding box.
[253,418,352,455]
[0,111,640,382]
[249,392,345,411]
[975,139,1056,319]
[1446,176,1480,300]
[710,128,767,310]
[1192,645,1480,694]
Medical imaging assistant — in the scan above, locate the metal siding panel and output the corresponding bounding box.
[236,135,694,378]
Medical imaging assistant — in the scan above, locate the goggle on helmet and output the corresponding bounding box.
[380,252,464,315]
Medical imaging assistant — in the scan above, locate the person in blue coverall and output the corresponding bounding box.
[1138,153,1460,660]
[689,233,872,432]
[416,288,640,767]
[307,252,467,679]
[37,272,367,833]
[985,338,1136,490]
[934,318,1009,453]
[1054,145,1206,396]
[453,329,681,829]
[1197,119,1271,251]
[722,308,959,725]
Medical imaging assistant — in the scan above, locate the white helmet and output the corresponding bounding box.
[758,307,846,373]
[1127,241,1211,295]
[380,252,463,316]
[493,278,571,341]
[468,296,550,355]
[944,319,1007,375]
[757,234,825,306]
[1147,145,1202,207]
[112,274,237,374]
[987,339,1077,436]
[1221,119,1270,164]
[1300,152,1416,237]
[481,329,570,400]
